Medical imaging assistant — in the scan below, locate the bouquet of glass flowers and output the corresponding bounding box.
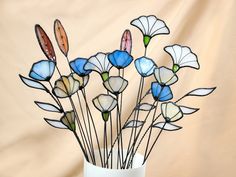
[19,15,215,170]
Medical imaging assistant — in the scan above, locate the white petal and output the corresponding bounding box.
[104,76,128,93]
[153,122,182,131]
[161,102,183,121]
[93,97,103,112]
[154,67,178,85]
[131,18,146,35]
[149,18,169,36]
[164,44,199,69]
[93,94,117,112]
[131,15,169,37]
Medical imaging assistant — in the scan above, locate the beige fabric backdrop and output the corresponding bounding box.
[0,0,235,176]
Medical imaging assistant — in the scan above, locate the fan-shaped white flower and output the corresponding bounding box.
[53,74,80,98]
[84,52,112,81]
[154,67,178,86]
[131,15,170,47]
[103,76,128,95]
[161,102,183,122]
[164,44,199,72]
[93,94,117,121]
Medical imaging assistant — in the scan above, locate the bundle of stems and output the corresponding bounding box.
[19,16,216,169]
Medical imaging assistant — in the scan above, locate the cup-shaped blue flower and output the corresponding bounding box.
[29,60,55,81]
[151,82,173,101]
[70,58,92,77]
[134,57,156,77]
[108,50,133,69]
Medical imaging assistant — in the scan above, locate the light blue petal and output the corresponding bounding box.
[135,57,156,77]
[29,60,55,81]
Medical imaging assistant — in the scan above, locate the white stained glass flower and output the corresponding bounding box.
[154,66,178,86]
[84,52,112,81]
[161,102,183,122]
[103,76,128,95]
[131,15,170,47]
[53,74,80,98]
[93,94,117,121]
[164,44,200,72]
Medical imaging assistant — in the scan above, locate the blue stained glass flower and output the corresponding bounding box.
[151,82,173,101]
[70,58,92,76]
[108,50,133,69]
[29,60,55,81]
[134,57,156,77]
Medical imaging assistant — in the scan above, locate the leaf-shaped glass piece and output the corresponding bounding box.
[153,122,182,131]
[186,87,216,97]
[44,118,68,129]
[34,101,62,113]
[35,24,56,61]
[135,103,155,111]
[19,74,49,92]
[120,29,132,54]
[124,120,145,128]
[54,19,69,57]
[180,106,199,115]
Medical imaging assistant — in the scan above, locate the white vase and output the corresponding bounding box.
[83,150,146,177]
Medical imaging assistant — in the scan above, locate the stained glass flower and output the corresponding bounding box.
[29,60,55,81]
[92,94,117,121]
[84,52,112,81]
[134,57,156,77]
[103,76,128,95]
[70,58,92,76]
[53,74,80,98]
[154,66,178,86]
[151,82,173,101]
[161,102,183,122]
[131,15,170,47]
[164,44,199,72]
[72,73,89,90]
[61,111,76,131]
[108,50,133,69]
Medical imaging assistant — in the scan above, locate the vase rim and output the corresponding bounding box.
[84,149,146,171]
